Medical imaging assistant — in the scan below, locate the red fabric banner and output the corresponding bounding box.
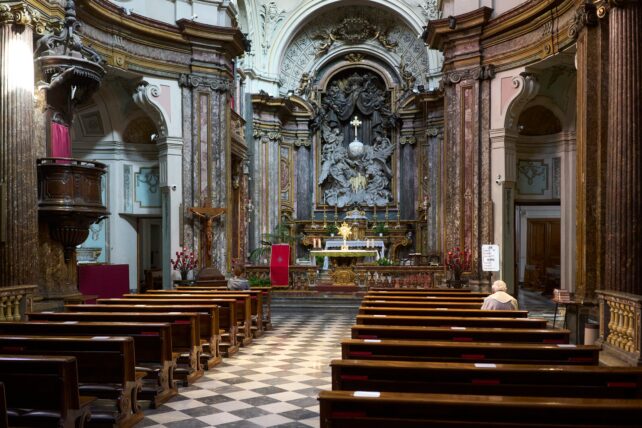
[51,122,71,161]
[270,244,290,287]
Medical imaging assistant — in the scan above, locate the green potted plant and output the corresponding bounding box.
[325,223,338,236]
[374,222,388,236]
[376,257,394,266]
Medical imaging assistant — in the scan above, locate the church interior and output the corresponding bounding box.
[1,0,642,426]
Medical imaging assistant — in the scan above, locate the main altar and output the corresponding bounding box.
[310,222,379,285]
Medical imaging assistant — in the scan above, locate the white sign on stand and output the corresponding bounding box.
[481,244,500,272]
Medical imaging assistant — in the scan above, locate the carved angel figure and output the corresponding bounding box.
[313,29,337,57]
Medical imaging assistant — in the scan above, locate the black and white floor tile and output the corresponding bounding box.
[139,310,357,428]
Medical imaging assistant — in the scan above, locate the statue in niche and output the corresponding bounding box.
[313,71,399,208]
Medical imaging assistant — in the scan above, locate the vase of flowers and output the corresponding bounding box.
[446,247,471,288]
[171,247,198,281]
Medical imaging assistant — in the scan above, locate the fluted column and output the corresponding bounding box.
[605,1,642,295]
[0,4,38,287]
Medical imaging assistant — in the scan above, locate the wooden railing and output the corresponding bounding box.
[596,289,642,366]
[0,285,37,321]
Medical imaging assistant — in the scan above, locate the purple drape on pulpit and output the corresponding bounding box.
[51,122,71,160]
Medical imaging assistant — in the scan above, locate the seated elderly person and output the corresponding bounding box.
[481,280,519,310]
[228,265,250,290]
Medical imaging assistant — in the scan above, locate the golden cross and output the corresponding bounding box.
[350,116,362,140]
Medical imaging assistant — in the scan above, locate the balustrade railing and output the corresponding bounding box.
[596,290,642,366]
[0,285,37,321]
[245,265,445,290]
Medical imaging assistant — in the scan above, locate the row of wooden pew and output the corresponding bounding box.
[0,284,272,427]
[319,287,642,427]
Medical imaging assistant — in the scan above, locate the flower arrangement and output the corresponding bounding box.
[170,247,198,280]
[446,247,472,281]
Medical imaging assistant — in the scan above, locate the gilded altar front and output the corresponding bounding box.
[310,249,378,286]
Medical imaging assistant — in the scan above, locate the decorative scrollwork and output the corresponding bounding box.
[443,65,495,86]
[568,1,598,40]
[179,74,232,93]
[253,128,282,144]
[312,16,398,57]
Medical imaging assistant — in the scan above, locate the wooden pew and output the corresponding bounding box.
[65,303,225,368]
[356,314,548,329]
[362,301,483,309]
[0,321,177,408]
[341,338,600,365]
[369,287,476,293]
[363,295,485,303]
[0,382,5,428]
[351,324,570,344]
[27,311,203,386]
[318,390,642,428]
[0,355,94,428]
[131,293,255,343]
[194,279,228,287]
[331,359,642,398]
[151,289,266,338]
[177,286,273,330]
[367,290,489,298]
[0,336,142,428]
[358,306,529,318]
[104,294,246,350]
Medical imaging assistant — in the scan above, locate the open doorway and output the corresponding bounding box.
[139,218,162,292]
[516,205,561,296]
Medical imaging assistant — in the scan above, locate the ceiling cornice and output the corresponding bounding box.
[425,7,493,50]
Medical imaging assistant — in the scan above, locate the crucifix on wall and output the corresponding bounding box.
[190,207,225,267]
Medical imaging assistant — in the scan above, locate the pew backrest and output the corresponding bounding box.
[331,359,642,398]
[318,390,642,427]
[341,338,600,365]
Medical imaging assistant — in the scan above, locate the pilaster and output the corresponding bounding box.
[180,73,232,274]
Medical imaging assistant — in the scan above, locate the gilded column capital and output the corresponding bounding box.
[568,1,598,39]
[0,2,46,34]
[179,73,232,93]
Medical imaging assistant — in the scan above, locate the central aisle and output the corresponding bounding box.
[141,309,356,428]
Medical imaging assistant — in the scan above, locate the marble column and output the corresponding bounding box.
[179,74,231,274]
[0,5,38,287]
[604,1,642,295]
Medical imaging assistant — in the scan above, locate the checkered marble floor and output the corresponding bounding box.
[139,309,357,428]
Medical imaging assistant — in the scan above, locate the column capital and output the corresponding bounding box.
[568,1,598,40]
[179,73,232,93]
[441,64,495,87]
[0,3,46,34]
[597,0,641,18]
